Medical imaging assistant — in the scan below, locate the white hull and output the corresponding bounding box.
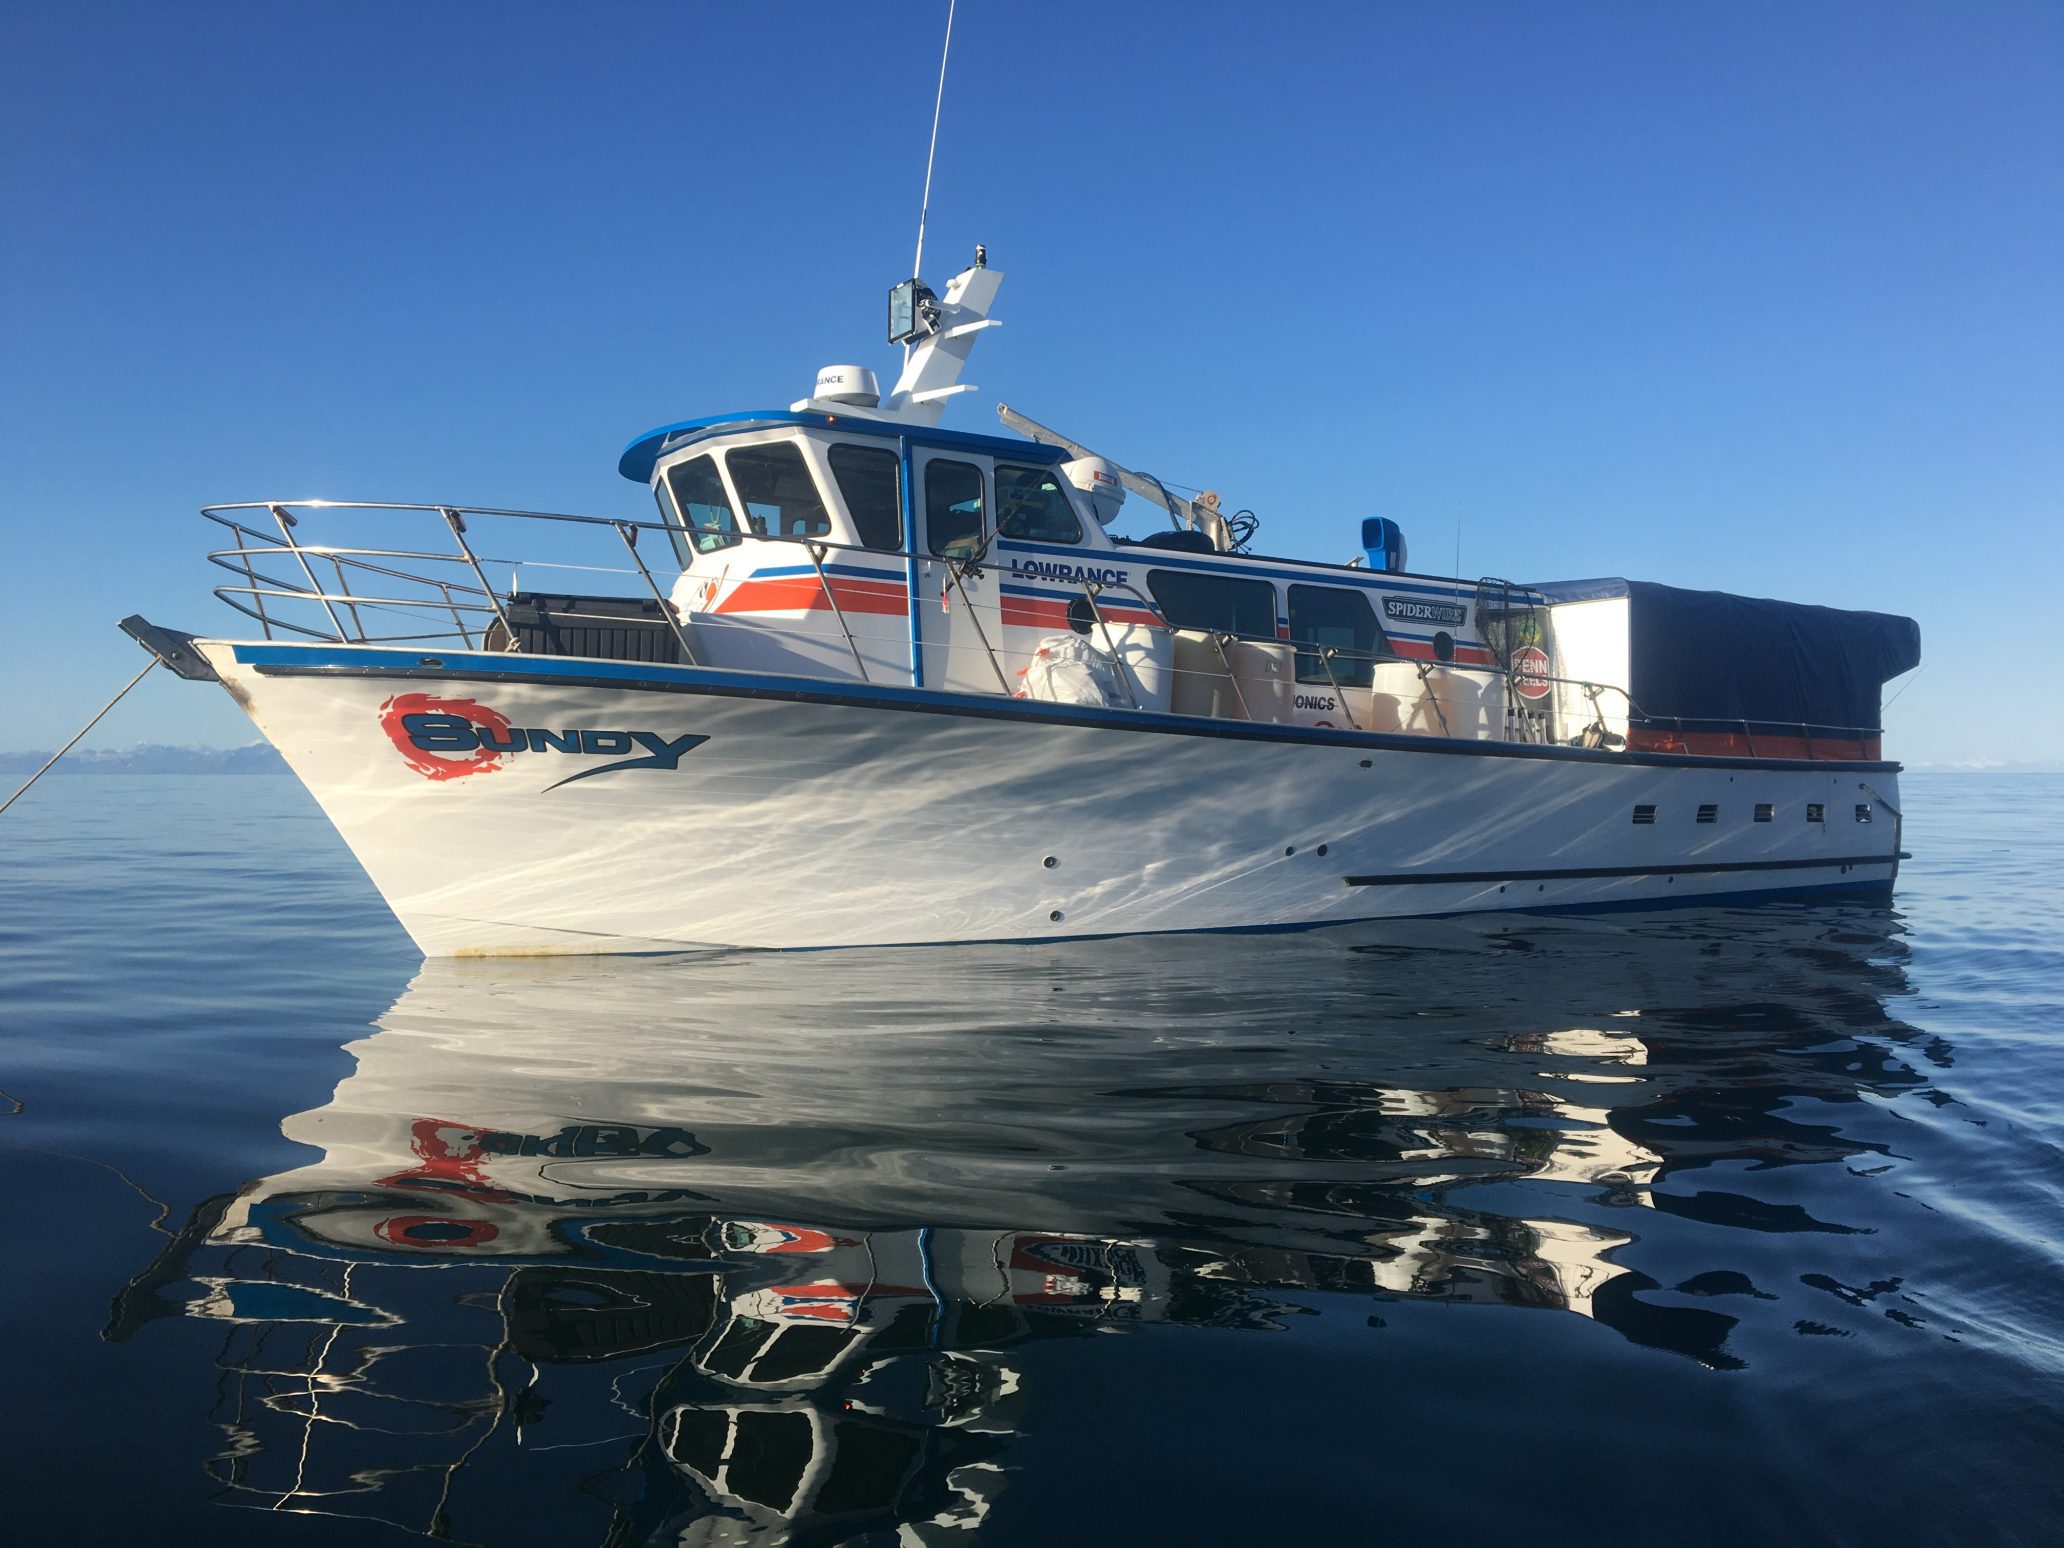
[205,640,1902,956]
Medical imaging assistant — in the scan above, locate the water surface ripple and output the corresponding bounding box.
[2,773,2059,1546]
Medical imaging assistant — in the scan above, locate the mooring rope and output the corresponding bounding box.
[0,658,159,817]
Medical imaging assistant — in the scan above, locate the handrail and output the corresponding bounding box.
[213,592,432,642]
[268,505,347,640]
[1317,648,1360,731]
[1078,581,1141,709]
[943,561,1011,693]
[195,501,1892,746]
[229,528,272,640]
[613,521,699,667]
[804,540,868,684]
[206,498,670,525]
[214,582,500,615]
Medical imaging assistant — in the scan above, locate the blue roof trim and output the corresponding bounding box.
[618,410,795,480]
[618,409,1063,483]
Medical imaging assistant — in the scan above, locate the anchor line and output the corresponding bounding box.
[0,658,159,817]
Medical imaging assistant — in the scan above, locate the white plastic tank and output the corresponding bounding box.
[1364,661,1424,733]
[1105,622,1173,711]
[1405,666,1489,739]
[1168,631,1296,722]
[1171,630,1236,718]
[1351,687,1402,733]
[1228,640,1297,722]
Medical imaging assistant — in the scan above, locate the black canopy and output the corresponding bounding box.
[1533,578,1921,738]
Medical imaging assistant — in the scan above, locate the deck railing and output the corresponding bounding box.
[202,502,1884,754]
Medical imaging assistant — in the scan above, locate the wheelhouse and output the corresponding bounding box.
[617,408,1532,739]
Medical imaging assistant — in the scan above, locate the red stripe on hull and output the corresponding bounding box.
[712,577,909,617]
[999,597,1162,631]
[1626,729,1883,761]
[1388,639,1497,667]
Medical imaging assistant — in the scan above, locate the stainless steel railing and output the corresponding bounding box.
[205,501,703,652]
[202,500,1629,742]
[201,501,1887,752]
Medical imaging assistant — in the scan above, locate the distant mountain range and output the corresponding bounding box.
[0,743,288,775]
[1907,760,2064,775]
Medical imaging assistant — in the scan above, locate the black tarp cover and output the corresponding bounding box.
[1532,579,1921,737]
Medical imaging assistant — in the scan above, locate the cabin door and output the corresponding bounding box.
[912,451,1010,694]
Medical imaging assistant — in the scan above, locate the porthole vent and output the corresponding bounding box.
[1807,803,1826,823]
[1632,804,1657,826]
[1855,803,1873,823]
[1696,804,1719,824]
[1754,803,1774,823]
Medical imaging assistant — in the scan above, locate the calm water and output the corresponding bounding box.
[3,773,2060,1546]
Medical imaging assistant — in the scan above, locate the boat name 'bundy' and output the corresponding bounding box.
[375,692,708,788]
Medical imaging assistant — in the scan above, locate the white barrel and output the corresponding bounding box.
[1226,640,1297,723]
[1170,630,1238,718]
[1105,622,1174,711]
[1365,660,1491,739]
[1338,686,1403,733]
[1404,667,1487,738]
[1168,631,1294,721]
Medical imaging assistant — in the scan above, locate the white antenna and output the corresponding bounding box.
[911,0,957,281]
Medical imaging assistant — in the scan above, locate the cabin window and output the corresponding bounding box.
[1146,568,1278,640]
[1287,584,1388,687]
[827,443,904,552]
[725,443,832,539]
[664,455,741,557]
[996,463,1084,545]
[925,459,987,559]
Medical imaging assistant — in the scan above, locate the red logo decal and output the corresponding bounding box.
[378,692,512,781]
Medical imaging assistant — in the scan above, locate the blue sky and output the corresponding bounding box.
[2,0,2057,766]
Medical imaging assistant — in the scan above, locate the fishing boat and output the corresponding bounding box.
[120,252,1920,955]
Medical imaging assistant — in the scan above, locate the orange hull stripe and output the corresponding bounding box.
[713,577,909,617]
[1626,728,1882,761]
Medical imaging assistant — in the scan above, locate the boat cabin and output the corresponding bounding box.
[614,405,1527,739]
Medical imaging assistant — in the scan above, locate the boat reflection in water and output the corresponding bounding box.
[109,906,1929,1543]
